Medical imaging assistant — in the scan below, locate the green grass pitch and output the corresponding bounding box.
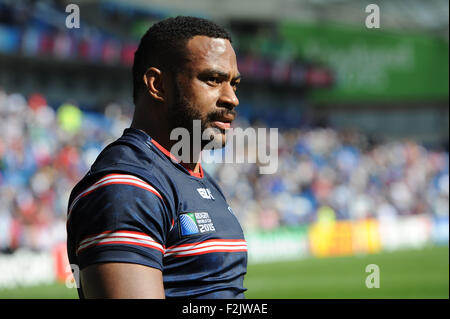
[0,246,448,299]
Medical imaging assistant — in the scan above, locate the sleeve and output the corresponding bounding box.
[66,173,172,271]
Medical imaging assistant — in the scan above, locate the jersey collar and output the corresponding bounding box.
[127,128,204,179]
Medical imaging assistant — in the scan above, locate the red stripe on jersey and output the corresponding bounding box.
[77,240,165,255]
[79,230,161,245]
[76,230,165,255]
[67,174,165,222]
[168,248,248,257]
[165,239,246,250]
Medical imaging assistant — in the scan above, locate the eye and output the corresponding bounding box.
[206,76,221,85]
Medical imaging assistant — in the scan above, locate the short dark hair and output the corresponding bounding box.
[132,16,232,104]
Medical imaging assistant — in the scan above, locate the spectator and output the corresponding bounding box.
[0,89,448,252]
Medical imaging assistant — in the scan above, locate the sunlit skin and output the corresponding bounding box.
[177,36,241,144]
[80,36,241,299]
[131,35,241,173]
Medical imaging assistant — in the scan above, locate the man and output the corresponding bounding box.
[66,16,247,298]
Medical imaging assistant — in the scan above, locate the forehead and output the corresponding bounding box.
[184,36,238,73]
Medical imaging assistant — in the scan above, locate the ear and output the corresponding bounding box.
[143,67,165,102]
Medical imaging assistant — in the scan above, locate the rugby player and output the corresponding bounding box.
[66,16,246,298]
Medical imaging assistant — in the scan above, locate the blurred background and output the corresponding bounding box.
[0,0,448,298]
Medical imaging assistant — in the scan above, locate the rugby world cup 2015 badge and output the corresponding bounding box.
[179,212,216,236]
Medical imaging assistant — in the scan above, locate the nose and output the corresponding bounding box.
[218,83,239,110]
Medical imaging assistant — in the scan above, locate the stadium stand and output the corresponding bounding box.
[0,89,447,253]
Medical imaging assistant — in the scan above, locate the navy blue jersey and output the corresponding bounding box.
[66,128,247,298]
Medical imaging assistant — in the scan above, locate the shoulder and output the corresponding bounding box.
[70,130,177,207]
[90,134,156,174]
[68,173,166,220]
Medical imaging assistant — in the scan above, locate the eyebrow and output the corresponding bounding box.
[199,69,241,82]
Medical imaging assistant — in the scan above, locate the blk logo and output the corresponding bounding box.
[197,188,214,200]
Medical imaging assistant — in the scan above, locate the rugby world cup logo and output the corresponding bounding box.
[180,213,200,236]
[179,212,216,236]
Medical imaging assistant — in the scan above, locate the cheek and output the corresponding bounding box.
[190,85,217,113]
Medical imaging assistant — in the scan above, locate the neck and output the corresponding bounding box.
[130,112,202,174]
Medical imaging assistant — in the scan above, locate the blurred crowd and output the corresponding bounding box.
[0,90,130,252]
[214,122,449,231]
[0,0,331,89]
[0,0,138,65]
[0,89,448,252]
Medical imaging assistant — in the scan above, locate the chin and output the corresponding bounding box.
[202,129,227,150]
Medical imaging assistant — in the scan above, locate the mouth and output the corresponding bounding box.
[210,116,234,131]
[211,121,231,130]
